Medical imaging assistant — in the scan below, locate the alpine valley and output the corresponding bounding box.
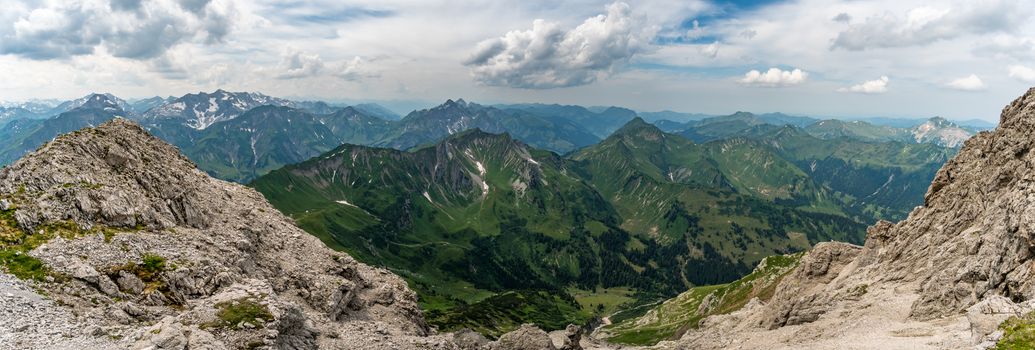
[1,88,1008,349]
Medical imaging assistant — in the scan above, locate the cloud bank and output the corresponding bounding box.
[831,1,1027,51]
[275,51,374,81]
[0,0,235,60]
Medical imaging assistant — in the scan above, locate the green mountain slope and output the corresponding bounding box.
[757,126,955,220]
[184,106,393,182]
[804,119,909,142]
[250,119,919,338]
[571,119,864,275]
[251,130,685,336]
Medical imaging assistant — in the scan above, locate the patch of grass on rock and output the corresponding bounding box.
[996,311,1035,350]
[203,298,273,330]
[0,209,50,281]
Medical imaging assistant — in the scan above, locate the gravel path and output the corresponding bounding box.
[0,273,116,350]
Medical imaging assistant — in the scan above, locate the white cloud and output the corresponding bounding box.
[838,76,889,94]
[464,2,655,89]
[738,68,808,87]
[831,1,1028,51]
[0,0,236,60]
[334,57,373,81]
[1008,65,1035,83]
[945,74,986,91]
[277,51,325,79]
[274,50,375,81]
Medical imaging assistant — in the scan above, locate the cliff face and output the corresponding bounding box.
[863,87,1035,319]
[665,88,1035,349]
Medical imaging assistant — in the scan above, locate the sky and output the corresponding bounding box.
[1,0,1035,121]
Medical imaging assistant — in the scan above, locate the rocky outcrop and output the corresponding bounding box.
[760,242,860,329]
[491,324,557,350]
[668,88,1035,349]
[0,119,460,349]
[849,87,1035,320]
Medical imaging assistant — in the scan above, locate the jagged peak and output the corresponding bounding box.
[437,98,472,110]
[999,87,1035,130]
[0,118,215,230]
[73,93,127,112]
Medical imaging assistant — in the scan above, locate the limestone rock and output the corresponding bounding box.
[452,329,490,350]
[492,324,557,350]
[548,324,582,350]
[966,296,1031,345]
[116,270,145,294]
[760,242,860,329]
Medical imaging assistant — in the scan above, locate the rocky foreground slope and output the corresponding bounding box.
[0,119,588,349]
[654,88,1035,349]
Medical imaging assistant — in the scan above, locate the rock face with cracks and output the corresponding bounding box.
[0,118,590,350]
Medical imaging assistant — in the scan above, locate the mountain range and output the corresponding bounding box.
[0,91,982,185]
[249,115,955,335]
[662,112,978,148]
[5,87,1033,350]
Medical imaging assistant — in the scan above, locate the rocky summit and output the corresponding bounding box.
[0,118,596,350]
[650,88,1035,349]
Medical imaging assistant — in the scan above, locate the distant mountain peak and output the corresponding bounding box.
[618,116,650,128]
[439,98,471,110]
[611,116,666,140]
[143,89,294,129]
[912,116,970,147]
[79,94,124,111]
[61,93,129,114]
[351,103,401,121]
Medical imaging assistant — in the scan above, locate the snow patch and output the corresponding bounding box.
[475,161,486,176]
